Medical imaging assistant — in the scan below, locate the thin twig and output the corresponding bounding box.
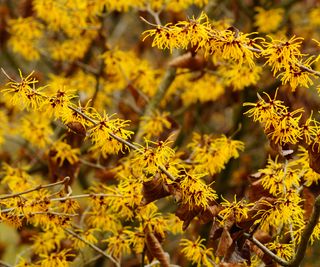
[0,176,70,200]
[90,60,104,107]
[79,158,105,169]
[51,193,122,202]
[64,228,120,267]
[243,233,289,266]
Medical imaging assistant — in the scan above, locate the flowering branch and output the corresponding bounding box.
[287,194,320,267]
[68,105,176,181]
[244,44,320,77]
[244,194,320,266]
[64,228,120,267]
[0,176,70,200]
[243,232,290,266]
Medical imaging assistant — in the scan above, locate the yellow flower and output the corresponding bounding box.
[49,140,80,166]
[88,112,133,157]
[259,157,301,196]
[137,203,168,239]
[20,112,53,148]
[8,17,43,61]
[0,111,9,145]
[140,110,172,139]
[254,7,284,33]
[309,8,320,27]
[1,70,46,110]
[219,196,253,224]
[262,35,304,75]
[132,138,176,178]
[218,62,262,91]
[180,237,216,267]
[32,229,66,255]
[188,133,244,176]
[181,74,225,105]
[70,229,98,249]
[266,241,294,261]
[179,170,217,209]
[104,228,132,259]
[278,58,315,91]
[41,87,75,120]
[39,249,74,267]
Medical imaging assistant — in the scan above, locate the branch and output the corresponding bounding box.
[68,105,175,182]
[51,193,122,202]
[0,176,70,200]
[287,194,320,267]
[243,233,290,266]
[64,228,120,267]
[244,46,320,78]
[90,60,104,107]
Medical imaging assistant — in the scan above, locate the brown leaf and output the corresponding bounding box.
[175,203,203,231]
[308,144,320,174]
[253,230,272,244]
[216,228,233,257]
[198,203,222,224]
[48,149,79,185]
[246,179,273,203]
[145,232,170,267]
[142,175,171,205]
[302,187,315,220]
[209,220,224,241]
[95,169,116,183]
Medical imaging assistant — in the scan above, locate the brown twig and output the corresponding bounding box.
[64,228,120,267]
[0,176,70,200]
[287,194,320,267]
[243,232,289,266]
[51,193,123,202]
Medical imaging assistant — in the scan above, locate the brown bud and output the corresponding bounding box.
[67,122,86,137]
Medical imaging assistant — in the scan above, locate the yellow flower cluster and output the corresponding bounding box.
[8,17,43,61]
[254,7,284,33]
[187,132,244,175]
[180,237,216,267]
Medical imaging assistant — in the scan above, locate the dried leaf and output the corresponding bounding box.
[198,204,222,224]
[145,232,170,267]
[302,187,315,219]
[216,228,233,257]
[308,144,320,174]
[142,175,171,205]
[175,203,202,231]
